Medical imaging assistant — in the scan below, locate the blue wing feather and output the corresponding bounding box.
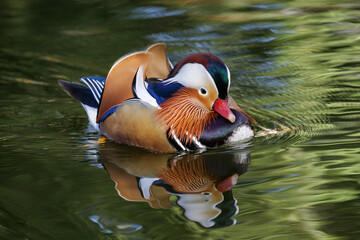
[146,79,183,104]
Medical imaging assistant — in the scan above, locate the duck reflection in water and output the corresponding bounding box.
[99,147,251,228]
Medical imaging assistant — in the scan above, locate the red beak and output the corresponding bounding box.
[216,174,238,192]
[212,98,236,123]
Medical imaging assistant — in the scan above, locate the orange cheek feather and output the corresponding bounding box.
[156,88,217,144]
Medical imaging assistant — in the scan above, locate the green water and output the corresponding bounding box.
[1,0,360,239]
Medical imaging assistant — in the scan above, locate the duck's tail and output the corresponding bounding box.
[58,77,106,131]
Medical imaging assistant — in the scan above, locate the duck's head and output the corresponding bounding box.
[165,53,235,123]
[156,53,247,144]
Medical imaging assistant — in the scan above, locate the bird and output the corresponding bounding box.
[59,43,255,152]
[99,147,251,228]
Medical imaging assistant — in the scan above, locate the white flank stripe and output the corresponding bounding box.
[172,130,186,151]
[192,136,206,149]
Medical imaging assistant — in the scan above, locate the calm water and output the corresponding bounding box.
[1,0,360,239]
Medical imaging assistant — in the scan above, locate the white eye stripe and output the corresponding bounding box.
[163,63,218,96]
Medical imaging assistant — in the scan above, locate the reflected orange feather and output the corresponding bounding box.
[156,156,215,193]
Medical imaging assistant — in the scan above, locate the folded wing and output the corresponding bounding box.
[97,43,172,123]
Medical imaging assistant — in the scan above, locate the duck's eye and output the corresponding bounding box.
[199,88,207,95]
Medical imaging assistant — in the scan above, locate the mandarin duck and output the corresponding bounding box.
[100,149,250,228]
[59,43,254,152]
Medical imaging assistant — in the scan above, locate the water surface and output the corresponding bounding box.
[1,0,360,239]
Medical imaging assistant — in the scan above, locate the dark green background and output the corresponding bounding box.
[1,0,360,239]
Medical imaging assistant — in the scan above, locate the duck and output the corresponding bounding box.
[59,43,254,152]
[99,148,251,228]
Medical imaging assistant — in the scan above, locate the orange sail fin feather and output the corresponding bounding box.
[96,52,150,123]
[146,43,172,79]
[97,43,172,123]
